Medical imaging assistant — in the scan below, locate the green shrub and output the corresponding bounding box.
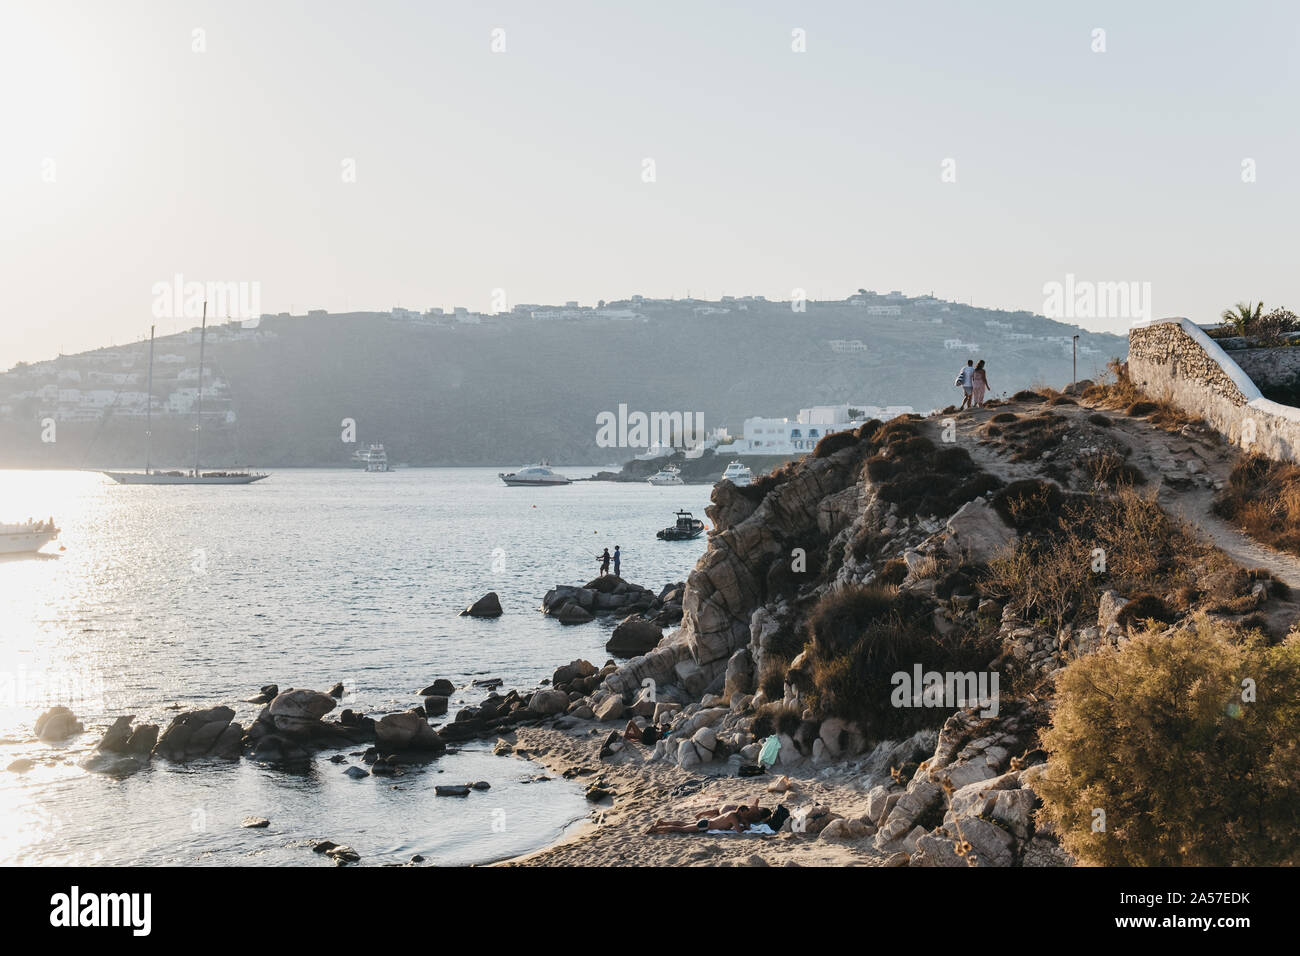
[854,419,883,440]
[878,558,909,586]
[1012,390,1045,402]
[991,479,1065,531]
[806,584,912,658]
[757,660,787,702]
[806,616,996,740]
[1037,622,1300,865]
[1081,451,1145,488]
[1087,413,1112,428]
[752,701,802,739]
[1115,592,1177,629]
[813,429,860,458]
[864,455,895,482]
[931,446,973,473]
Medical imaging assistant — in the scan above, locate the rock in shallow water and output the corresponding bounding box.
[34,706,83,742]
[460,592,504,617]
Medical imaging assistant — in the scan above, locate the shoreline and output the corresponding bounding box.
[489,724,895,867]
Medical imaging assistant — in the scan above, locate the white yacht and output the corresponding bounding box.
[352,443,390,472]
[647,464,683,486]
[719,460,753,487]
[499,463,572,486]
[0,518,60,555]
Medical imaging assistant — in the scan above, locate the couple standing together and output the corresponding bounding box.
[956,359,992,410]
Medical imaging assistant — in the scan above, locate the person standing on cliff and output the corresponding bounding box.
[613,545,621,578]
[971,359,990,407]
[955,359,975,410]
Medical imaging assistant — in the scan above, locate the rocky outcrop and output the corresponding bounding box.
[374,711,445,754]
[460,592,503,617]
[81,715,158,776]
[268,689,337,736]
[541,577,680,626]
[942,496,1017,563]
[606,616,663,657]
[155,706,244,762]
[34,706,83,742]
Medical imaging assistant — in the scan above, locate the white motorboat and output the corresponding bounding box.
[647,464,683,486]
[499,463,572,486]
[352,443,390,472]
[719,460,753,487]
[0,518,60,555]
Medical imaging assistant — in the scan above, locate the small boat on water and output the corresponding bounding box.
[352,443,390,472]
[657,510,705,540]
[719,460,753,487]
[647,464,683,486]
[0,518,60,555]
[499,462,572,486]
[103,307,270,485]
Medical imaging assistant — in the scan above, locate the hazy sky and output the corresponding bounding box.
[2,0,1297,368]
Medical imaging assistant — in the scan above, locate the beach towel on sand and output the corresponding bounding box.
[705,823,776,836]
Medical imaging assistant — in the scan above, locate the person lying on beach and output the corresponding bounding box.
[623,719,663,745]
[646,802,772,835]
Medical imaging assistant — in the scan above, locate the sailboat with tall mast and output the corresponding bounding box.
[103,303,269,485]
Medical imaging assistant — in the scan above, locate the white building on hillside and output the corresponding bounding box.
[737,403,913,455]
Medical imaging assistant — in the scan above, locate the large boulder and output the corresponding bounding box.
[96,715,135,752]
[550,602,594,625]
[154,706,240,762]
[553,659,597,686]
[419,679,456,697]
[268,689,337,736]
[460,592,503,618]
[943,497,1017,564]
[374,711,445,753]
[527,689,570,716]
[34,706,83,742]
[594,696,626,722]
[724,647,754,699]
[606,616,663,657]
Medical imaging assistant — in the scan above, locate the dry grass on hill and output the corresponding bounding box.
[1214,454,1300,556]
[1080,359,1205,432]
[982,484,1247,632]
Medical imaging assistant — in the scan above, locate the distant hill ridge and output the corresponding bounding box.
[0,296,1126,468]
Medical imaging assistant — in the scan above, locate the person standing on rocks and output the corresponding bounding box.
[598,547,611,576]
[613,545,621,578]
[955,359,975,410]
[971,359,990,407]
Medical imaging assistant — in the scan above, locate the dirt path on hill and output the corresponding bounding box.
[923,399,1300,632]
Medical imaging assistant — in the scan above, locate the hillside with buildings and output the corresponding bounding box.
[0,292,1126,468]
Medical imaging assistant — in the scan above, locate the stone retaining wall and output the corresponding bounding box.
[1230,345,1300,391]
[1128,317,1300,462]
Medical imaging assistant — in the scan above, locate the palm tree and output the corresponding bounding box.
[1221,301,1264,337]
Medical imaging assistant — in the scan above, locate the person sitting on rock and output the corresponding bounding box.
[646,802,773,835]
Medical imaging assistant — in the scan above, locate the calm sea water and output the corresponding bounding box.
[0,467,712,865]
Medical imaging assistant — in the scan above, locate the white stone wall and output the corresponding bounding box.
[1128,317,1300,462]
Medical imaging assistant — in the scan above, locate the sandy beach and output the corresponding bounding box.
[497,725,896,867]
